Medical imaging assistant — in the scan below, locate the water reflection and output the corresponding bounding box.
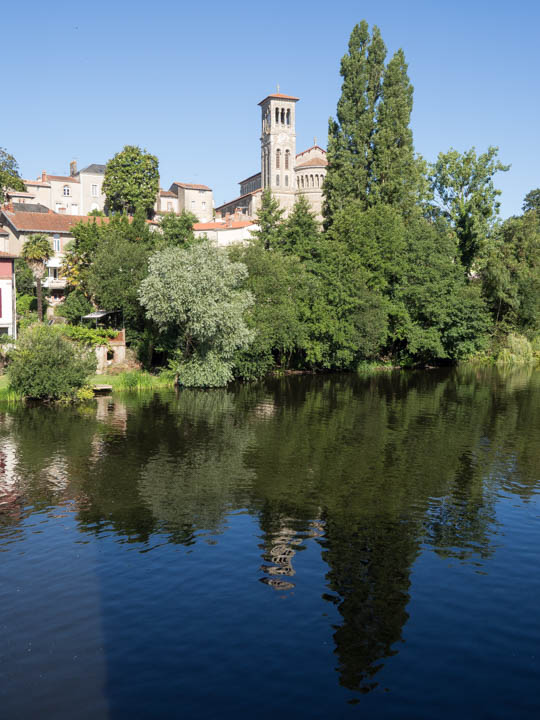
[0,367,539,709]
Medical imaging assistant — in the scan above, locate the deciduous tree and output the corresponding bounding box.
[102,145,159,216]
[0,147,25,203]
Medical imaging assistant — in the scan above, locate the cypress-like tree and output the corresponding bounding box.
[251,189,285,250]
[323,21,387,223]
[279,194,321,261]
[324,22,419,225]
[371,49,416,213]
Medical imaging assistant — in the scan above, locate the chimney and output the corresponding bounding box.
[41,171,47,182]
[70,160,77,177]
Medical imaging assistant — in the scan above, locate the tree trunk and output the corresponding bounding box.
[36,277,43,322]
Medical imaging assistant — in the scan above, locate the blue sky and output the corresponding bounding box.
[3,0,539,217]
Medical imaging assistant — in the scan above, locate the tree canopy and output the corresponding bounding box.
[102,145,159,216]
[0,147,25,203]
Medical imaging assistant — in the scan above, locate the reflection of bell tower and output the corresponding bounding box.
[259,90,298,212]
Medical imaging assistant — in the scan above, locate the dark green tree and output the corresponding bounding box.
[0,147,25,203]
[279,194,321,261]
[251,188,285,249]
[21,233,52,322]
[430,146,510,273]
[15,258,35,296]
[323,21,386,222]
[102,145,159,216]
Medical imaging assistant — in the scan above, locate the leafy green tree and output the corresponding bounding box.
[9,325,96,400]
[61,219,102,296]
[87,216,151,328]
[102,145,159,216]
[229,242,312,378]
[139,241,254,387]
[251,189,285,249]
[324,21,386,222]
[370,49,418,213]
[87,209,105,217]
[15,258,35,296]
[21,233,52,322]
[159,211,198,246]
[430,146,510,272]
[522,188,540,215]
[278,194,321,261]
[0,147,25,203]
[482,211,540,336]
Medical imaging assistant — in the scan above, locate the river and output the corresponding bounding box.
[1,367,539,718]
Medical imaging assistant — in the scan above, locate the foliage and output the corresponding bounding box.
[159,211,198,246]
[58,290,93,324]
[16,294,36,315]
[21,233,52,322]
[250,189,285,249]
[278,194,322,261]
[61,219,102,295]
[87,215,152,328]
[59,325,117,346]
[430,146,510,272]
[0,147,25,203]
[139,241,254,387]
[15,258,35,296]
[88,209,105,217]
[229,242,312,379]
[496,334,535,365]
[323,21,420,224]
[8,325,96,400]
[102,145,159,216]
[522,189,540,214]
[482,211,540,336]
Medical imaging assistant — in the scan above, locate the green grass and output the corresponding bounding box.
[89,369,176,392]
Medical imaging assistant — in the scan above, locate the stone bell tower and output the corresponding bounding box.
[259,90,299,214]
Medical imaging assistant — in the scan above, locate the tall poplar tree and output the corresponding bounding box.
[323,22,419,224]
[323,21,386,223]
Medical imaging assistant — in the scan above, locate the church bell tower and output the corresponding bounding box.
[259,90,299,212]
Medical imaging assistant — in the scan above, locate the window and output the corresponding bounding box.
[286,108,291,125]
[91,184,98,197]
[63,185,70,196]
[285,150,290,170]
[285,175,289,187]
[71,204,78,215]
[202,201,206,210]
[53,234,61,252]
[48,267,59,280]
[276,149,281,169]
[281,108,285,124]
[191,200,195,209]
[167,202,173,211]
[275,107,279,123]
[276,174,280,186]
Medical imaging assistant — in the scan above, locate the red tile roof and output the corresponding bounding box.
[258,93,299,105]
[46,175,80,183]
[0,250,18,258]
[1,211,111,234]
[194,220,255,231]
[295,157,328,169]
[159,190,177,197]
[24,180,51,188]
[171,182,211,191]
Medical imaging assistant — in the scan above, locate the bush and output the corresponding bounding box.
[496,333,534,365]
[8,325,97,400]
[57,290,93,324]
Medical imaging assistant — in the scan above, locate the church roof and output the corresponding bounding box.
[215,188,261,212]
[238,172,261,185]
[258,92,299,106]
[295,157,328,169]
[296,145,327,158]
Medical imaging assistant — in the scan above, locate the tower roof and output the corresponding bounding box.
[258,92,299,106]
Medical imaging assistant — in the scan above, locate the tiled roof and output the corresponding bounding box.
[24,179,51,188]
[46,175,80,183]
[194,220,255,231]
[0,228,8,235]
[296,145,327,158]
[0,250,18,258]
[215,188,261,212]
[159,190,177,198]
[8,190,35,198]
[171,182,211,191]
[295,157,328,169]
[1,210,110,234]
[239,172,261,185]
[258,92,299,105]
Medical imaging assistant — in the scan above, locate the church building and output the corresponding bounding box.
[216,92,327,221]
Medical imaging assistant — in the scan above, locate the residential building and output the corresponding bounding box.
[216,91,327,221]
[0,247,18,337]
[193,214,257,247]
[21,162,106,216]
[166,182,213,222]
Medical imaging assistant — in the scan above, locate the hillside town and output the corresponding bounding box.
[0,90,327,330]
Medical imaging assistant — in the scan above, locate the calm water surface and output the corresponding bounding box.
[1,367,539,719]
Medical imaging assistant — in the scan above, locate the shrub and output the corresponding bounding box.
[8,325,96,400]
[496,333,534,365]
[57,290,93,324]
